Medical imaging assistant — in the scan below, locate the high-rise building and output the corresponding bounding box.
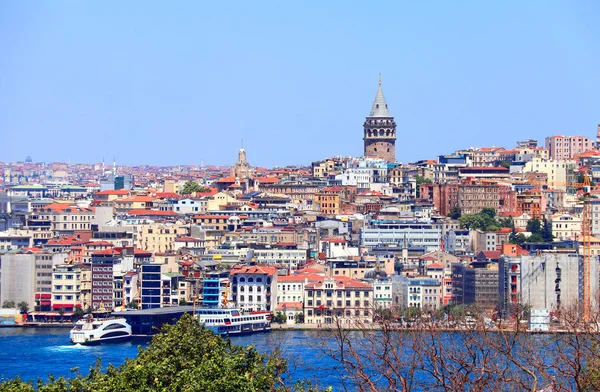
[545,135,594,160]
[363,75,396,162]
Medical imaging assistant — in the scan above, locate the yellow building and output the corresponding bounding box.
[135,223,189,253]
[207,192,237,212]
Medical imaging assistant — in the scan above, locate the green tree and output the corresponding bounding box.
[448,206,461,220]
[499,216,515,229]
[126,301,139,310]
[541,217,553,242]
[458,212,500,231]
[526,219,542,235]
[480,208,496,220]
[178,299,188,306]
[273,311,287,324]
[294,313,305,324]
[181,181,209,195]
[525,233,544,243]
[414,175,432,198]
[17,301,28,314]
[509,230,526,246]
[1,300,15,309]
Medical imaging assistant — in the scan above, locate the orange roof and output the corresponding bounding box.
[196,188,219,197]
[321,237,346,243]
[127,209,178,216]
[278,273,323,283]
[215,176,236,183]
[276,302,303,310]
[155,192,182,199]
[37,204,93,213]
[256,177,279,183]
[229,265,277,276]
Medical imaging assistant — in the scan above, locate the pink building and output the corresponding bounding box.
[545,135,594,160]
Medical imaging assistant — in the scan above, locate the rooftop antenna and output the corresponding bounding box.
[241,138,244,149]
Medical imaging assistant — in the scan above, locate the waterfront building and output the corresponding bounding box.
[303,276,373,325]
[229,265,277,312]
[0,251,67,311]
[499,252,600,315]
[202,271,231,308]
[51,264,81,312]
[451,261,499,311]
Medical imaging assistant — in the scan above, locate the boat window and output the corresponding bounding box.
[103,323,125,331]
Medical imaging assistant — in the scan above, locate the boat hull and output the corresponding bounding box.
[71,334,132,346]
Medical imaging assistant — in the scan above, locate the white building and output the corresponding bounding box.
[552,213,581,241]
[230,265,277,312]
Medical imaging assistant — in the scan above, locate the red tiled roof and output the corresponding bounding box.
[127,209,178,216]
[276,302,303,310]
[256,177,279,183]
[278,273,323,283]
[479,250,502,259]
[215,176,236,183]
[321,237,346,243]
[155,192,182,199]
[229,265,277,276]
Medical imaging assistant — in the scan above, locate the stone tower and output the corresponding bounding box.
[230,144,252,179]
[363,75,396,162]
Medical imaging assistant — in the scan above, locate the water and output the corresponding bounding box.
[0,328,339,388]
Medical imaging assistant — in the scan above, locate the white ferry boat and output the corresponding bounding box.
[196,308,271,335]
[70,316,132,345]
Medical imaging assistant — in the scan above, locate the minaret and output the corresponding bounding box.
[363,74,397,162]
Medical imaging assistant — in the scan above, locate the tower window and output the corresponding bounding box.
[376,104,379,108]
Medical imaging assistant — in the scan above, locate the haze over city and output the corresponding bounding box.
[2,1,600,167]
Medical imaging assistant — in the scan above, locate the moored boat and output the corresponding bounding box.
[196,308,271,335]
[69,316,132,345]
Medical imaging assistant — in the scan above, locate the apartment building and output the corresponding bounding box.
[303,276,373,325]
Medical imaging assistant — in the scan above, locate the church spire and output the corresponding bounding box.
[369,74,391,118]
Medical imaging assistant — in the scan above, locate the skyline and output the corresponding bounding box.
[2,1,600,167]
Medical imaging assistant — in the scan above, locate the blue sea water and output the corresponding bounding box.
[0,328,340,388]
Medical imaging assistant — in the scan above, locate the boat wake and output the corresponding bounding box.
[46,344,91,352]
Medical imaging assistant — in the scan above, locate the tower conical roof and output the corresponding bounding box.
[368,75,391,118]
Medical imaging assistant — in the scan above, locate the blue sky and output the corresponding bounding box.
[1,1,599,167]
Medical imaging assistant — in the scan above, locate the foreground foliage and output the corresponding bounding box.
[0,314,322,392]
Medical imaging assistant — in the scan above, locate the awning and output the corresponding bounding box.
[52,304,74,309]
[29,312,74,317]
[35,293,52,299]
[40,300,51,305]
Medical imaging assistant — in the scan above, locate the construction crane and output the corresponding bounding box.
[581,171,592,322]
